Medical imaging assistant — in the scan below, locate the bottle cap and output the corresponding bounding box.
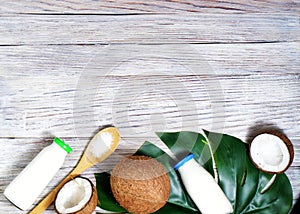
[54,137,72,154]
[174,153,195,170]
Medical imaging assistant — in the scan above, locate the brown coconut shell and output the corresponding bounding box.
[55,177,98,214]
[110,155,170,214]
[249,130,294,174]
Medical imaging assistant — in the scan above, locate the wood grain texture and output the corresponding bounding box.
[0,14,299,46]
[0,43,299,77]
[0,0,299,213]
[1,61,300,138]
[0,0,299,14]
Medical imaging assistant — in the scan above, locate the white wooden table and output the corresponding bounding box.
[0,1,299,213]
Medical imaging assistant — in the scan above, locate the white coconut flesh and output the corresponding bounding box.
[55,177,92,213]
[250,133,290,173]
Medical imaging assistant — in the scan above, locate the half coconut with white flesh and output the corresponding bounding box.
[55,177,98,214]
[249,131,294,174]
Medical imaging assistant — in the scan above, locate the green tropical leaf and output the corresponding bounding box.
[95,130,293,214]
[158,130,293,214]
[202,130,293,214]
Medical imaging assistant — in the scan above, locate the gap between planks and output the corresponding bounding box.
[0,0,299,14]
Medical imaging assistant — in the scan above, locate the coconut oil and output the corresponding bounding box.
[4,137,72,210]
[174,154,233,214]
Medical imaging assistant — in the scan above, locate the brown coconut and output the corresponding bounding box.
[54,177,98,214]
[110,155,170,214]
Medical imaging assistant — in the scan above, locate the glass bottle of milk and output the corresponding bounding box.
[174,153,233,214]
[4,137,72,210]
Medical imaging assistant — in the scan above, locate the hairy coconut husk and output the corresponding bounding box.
[110,155,170,214]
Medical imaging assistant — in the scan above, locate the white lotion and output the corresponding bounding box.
[4,138,72,210]
[174,154,233,214]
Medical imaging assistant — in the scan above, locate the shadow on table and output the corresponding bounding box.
[291,196,300,214]
[245,121,284,145]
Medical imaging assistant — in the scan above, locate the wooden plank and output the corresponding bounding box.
[1,68,299,139]
[0,43,298,77]
[0,137,299,213]
[0,14,299,45]
[0,0,299,14]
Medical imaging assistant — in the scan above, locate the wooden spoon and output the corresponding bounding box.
[29,126,121,214]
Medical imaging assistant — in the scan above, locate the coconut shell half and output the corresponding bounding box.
[55,177,98,214]
[249,131,294,174]
[110,155,170,214]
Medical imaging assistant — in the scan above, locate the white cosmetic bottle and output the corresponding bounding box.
[174,154,233,214]
[4,137,72,211]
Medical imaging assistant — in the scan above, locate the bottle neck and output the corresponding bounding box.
[178,158,196,173]
[51,142,68,157]
[174,154,195,170]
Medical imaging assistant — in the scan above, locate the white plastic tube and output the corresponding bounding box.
[174,154,233,214]
[4,138,72,210]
